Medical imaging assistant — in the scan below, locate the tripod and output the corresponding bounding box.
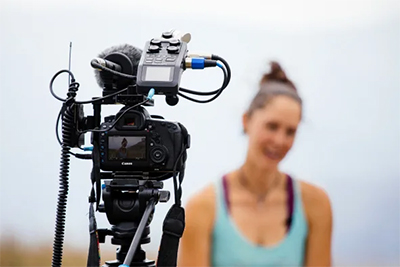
[96,177,170,267]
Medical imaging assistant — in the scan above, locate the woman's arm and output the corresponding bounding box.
[178,185,216,267]
[301,181,333,267]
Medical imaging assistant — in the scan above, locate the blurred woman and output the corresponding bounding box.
[178,62,332,266]
[117,138,128,159]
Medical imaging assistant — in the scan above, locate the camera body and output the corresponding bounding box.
[98,106,186,173]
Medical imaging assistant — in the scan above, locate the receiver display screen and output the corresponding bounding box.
[144,66,173,82]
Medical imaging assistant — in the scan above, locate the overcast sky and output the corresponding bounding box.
[0,0,399,265]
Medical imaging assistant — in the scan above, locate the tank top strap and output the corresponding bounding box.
[214,175,230,223]
[290,175,308,236]
[286,174,294,229]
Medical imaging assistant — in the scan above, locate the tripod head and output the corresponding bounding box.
[97,178,169,266]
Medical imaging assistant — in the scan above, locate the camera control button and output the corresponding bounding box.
[150,147,167,164]
[167,46,179,54]
[169,39,180,46]
[165,57,176,62]
[162,31,173,38]
[150,39,162,45]
[148,45,160,53]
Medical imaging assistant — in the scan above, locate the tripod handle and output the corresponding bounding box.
[119,198,156,267]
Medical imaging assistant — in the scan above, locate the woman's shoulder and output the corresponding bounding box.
[183,182,218,232]
[296,178,332,225]
[185,182,217,212]
[297,179,331,206]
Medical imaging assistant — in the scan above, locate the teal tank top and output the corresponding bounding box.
[211,176,308,266]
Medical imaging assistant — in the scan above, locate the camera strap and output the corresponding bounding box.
[157,123,189,267]
[87,200,100,267]
[156,204,185,267]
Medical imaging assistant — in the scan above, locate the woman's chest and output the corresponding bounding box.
[228,193,290,246]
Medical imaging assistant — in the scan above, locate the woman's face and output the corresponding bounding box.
[243,95,302,169]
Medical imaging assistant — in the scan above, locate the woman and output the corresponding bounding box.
[178,62,332,266]
[117,138,128,159]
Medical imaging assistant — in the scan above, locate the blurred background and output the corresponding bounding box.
[0,0,399,266]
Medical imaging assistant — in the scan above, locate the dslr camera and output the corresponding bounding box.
[99,106,187,173]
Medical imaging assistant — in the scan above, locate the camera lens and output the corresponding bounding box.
[150,146,167,164]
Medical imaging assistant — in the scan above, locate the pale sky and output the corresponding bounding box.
[4,0,399,31]
[0,0,399,265]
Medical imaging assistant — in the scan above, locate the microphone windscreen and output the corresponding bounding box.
[94,44,142,88]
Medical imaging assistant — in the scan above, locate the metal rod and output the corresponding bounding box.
[122,198,156,266]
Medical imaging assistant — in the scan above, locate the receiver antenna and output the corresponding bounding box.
[68,42,72,86]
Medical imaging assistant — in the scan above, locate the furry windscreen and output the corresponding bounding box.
[94,44,143,88]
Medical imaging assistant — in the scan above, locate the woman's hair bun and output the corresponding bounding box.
[260,61,297,91]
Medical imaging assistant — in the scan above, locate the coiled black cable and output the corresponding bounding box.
[51,103,75,267]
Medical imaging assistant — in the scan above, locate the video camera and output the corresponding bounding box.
[49,29,231,267]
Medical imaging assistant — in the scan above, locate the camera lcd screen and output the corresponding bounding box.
[108,136,146,160]
[144,66,173,82]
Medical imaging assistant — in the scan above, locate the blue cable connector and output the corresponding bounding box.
[186,58,218,69]
[147,88,155,100]
[191,58,205,69]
